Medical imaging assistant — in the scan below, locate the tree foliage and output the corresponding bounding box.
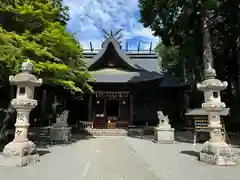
[0,0,93,93]
[155,42,179,69]
[155,42,186,79]
[139,0,240,81]
[139,0,240,120]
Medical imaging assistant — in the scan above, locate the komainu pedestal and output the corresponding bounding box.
[50,110,71,142]
[50,126,71,142]
[154,111,175,143]
[0,61,42,167]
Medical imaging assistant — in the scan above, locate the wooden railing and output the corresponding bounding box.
[78,121,94,130]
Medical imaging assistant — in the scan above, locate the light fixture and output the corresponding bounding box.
[108,62,114,67]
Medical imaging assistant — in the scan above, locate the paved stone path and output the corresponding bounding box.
[0,136,239,180]
[126,137,240,180]
[0,137,161,180]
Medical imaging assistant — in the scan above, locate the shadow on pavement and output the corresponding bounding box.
[227,133,240,148]
[180,150,199,157]
[0,144,3,152]
[127,130,195,143]
[28,127,96,149]
[37,149,51,156]
[33,133,95,149]
[129,131,195,143]
[175,131,194,144]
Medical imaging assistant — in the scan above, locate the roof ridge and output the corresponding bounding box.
[88,37,141,71]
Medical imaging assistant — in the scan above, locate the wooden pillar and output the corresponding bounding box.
[104,99,106,122]
[88,95,92,121]
[10,84,15,99]
[130,94,134,125]
[40,89,47,124]
[118,99,121,121]
[157,87,160,110]
[52,94,58,122]
[184,90,190,110]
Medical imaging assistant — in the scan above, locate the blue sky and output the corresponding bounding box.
[63,0,159,51]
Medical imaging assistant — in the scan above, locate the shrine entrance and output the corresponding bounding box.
[89,91,133,128]
[106,100,119,117]
[105,100,119,128]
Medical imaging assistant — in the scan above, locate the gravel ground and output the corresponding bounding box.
[0,135,239,180]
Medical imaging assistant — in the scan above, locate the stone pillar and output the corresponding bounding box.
[1,61,42,167]
[197,66,237,165]
[154,111,175,143]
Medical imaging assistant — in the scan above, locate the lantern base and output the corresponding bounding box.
[199,141,237,166]
[0,140,39,167]
[0,153,39,167]
[3,140,37,157]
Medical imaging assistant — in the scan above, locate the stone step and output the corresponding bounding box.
[85,129,128,136]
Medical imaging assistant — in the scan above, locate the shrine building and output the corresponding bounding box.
[68,36,189,129]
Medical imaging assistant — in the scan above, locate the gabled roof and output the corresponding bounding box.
[83,43,162,73]
[88,37,138,71]
[83,37,163,83]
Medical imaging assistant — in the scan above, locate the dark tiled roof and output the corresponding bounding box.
[83,37,163,83]
[159,73,191,87]
[87,38,138,70]
[89,68,162,83]
[83,51,162,73]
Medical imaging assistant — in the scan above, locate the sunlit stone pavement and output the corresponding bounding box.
[0,134,239,180]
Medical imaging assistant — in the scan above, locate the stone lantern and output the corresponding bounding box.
[197,64,237,165]
[2,61,42,167]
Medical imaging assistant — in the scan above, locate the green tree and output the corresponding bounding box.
[155,42,179,69]
[0,0,93,93]
[138,0,240,86]
[139,0,216,82]
[139,0,240,122]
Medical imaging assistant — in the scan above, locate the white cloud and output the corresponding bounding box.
[63,0,159,50]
